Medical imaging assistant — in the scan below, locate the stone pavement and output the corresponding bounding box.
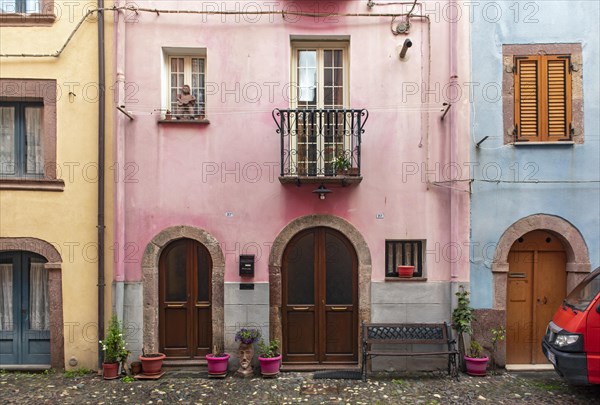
[0,368,598,404]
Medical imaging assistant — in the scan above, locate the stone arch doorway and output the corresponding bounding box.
[491,214,591,365]
[141,226,225,355]
[269,215,371,368]
[0,237,64,369]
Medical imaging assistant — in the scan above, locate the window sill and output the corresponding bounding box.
[158,118,210,125]
[0,178,65,191]
[0,13,56,26]
[279,175,363,185]
[513,141,574,146]
[385,277,428,282]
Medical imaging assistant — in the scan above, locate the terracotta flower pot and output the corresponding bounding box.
[397,265,415,278]
[206,353,230,376]
[102,362,119,379]
[139,353,166,375]
[258,354,282,376]
[464,355,489,376]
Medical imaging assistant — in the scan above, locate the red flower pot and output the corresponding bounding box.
[258,355,282,376]
[139,353,166,375]
[206,353,230,376]
[397,265,415,278]
[102,362,119,379]
[464,356,489,376]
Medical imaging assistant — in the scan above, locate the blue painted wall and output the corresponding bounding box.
[470,1,600,308]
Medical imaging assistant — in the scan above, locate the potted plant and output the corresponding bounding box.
[333,153,351,175]
[206,345,230,377]
[139,349,166,376]
[490,326,506,374]
[257,339,282,377]
[99,315,129,380]
[235,328,261,377]
[451,286,475,371]
[464,340,489,376]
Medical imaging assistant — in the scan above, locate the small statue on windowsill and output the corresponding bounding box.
[176,84,196,120]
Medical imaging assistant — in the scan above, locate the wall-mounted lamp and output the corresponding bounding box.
[399,38,412,59]
[313,184,332,200]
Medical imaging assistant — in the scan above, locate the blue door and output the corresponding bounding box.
[0,252,51,365]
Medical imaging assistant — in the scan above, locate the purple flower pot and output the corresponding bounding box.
[464,355,489,376]
[206,353,230,376]
[258,354,282,376]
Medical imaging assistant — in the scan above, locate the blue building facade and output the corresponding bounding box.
[469,1,599,366]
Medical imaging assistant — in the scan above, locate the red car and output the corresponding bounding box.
[542,267,600,384]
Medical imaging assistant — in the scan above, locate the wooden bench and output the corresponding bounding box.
[361,322,459,381]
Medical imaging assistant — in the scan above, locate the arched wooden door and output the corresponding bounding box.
[506,230,566,364]
[282,227,358,365]
[159,239,212,359]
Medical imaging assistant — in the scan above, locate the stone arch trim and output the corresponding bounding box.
[0,237,64,369]
[491,214,591,309]
[268,215,372,365]
[141,226,225,354]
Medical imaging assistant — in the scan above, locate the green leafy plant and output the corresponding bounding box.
[257,339,280,358]
[235,328,261,345]
[490,326,506,373]
[121,375,135,383]
[99,315,129,364]
[333,153,351,173]
[451,286,475,369]
[211,344,227,358]
[64,368,91,378]
[467,340,485,358]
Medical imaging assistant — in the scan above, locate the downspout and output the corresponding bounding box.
[97,0,106,369]
[449,0,459,280]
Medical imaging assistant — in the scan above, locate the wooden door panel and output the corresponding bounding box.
[195,307,211,356]
[534,251,566,363]
[325,311,353,355]
[507,251,534,364]
[286,311,316,361]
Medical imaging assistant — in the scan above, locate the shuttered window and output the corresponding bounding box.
[514,55,572,142]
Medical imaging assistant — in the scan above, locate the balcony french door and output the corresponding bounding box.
[291,43,349,176]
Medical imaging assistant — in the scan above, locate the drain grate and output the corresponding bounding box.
[313,370,363,380]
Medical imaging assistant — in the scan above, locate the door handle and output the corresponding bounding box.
[167,304,185,308]
[292,307,309,311]
[331,306,348,311]
[195,303,210,308]
[536,297,548,305]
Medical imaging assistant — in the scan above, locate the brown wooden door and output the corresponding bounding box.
[159,239,212,359]
[282,227,358,365]
[506,231,566,364]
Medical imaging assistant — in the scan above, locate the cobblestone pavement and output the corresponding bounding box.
[1,368,598,404]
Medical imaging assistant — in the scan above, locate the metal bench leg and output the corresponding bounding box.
[362,352,367,382]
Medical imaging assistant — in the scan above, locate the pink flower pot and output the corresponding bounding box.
[397,265,415,278]
[464,355,489,376]
[258,354,282,376]
[139,353,166,375]
[102,362,119,379]
[206,353,230,376]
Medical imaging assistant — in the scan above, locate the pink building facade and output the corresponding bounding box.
[113,0,470,370]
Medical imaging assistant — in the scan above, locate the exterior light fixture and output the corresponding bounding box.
[399,38,412,59]
[313,184,332,200]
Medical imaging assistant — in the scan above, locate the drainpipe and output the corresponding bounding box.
[97,0,106,369]
[449,0,459,281]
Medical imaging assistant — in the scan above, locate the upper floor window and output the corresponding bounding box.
[0,0,54,26]
[0,79,62,190]
[0,102,44,176]
[514,55,572,142]
[503,44,584,144]
[162,48,207,122]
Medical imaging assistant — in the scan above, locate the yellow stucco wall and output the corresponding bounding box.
[0,2,115,370]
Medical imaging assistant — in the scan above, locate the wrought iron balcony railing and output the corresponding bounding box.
[273,108,368,179]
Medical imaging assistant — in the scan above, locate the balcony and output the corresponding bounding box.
[272,108,368,185]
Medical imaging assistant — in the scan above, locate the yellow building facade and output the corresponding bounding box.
[1,0,114,370]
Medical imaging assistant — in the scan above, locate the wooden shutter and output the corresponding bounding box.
[514,55,572,142]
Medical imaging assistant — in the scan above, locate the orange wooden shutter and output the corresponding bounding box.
[515,56,539,141]
[545,56,572,140]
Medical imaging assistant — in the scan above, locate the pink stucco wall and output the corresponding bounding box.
[116,1,470,283]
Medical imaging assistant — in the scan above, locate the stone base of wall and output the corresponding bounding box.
[370,281,466,372]
[113,281,144,360]
[472,309,506,367]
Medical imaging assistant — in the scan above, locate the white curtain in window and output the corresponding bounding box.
[25,107,44,175]
[29,262,49,331]
[298,51,317,103]
[25,0,41,13]
[0,264,13,331]
[0,107,15,175]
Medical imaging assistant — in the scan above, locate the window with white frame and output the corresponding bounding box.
[165,52,206,120]
[290,41,350,176]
